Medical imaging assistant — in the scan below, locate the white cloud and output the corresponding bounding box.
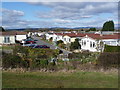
[2,8,29,29]
[2,2,119,29]
[37,2,118,20]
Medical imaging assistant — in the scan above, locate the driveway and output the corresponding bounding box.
[32,36,72,55]
[32,36,56,49]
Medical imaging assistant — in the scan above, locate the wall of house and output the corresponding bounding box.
[70,37,76,42]
[102,39,119,46]
[16,35,27,41]
[80,37,98,52]
[56,35,63,42]
[63,35,71,44]
[0,36,15,44]
[45,33,54,40]
[52,34,58,42]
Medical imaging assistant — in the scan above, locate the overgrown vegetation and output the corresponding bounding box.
[2,44,119,71]
[104,45,120,52]
[70,39,81,51]
[56,40,65,49]
[2,45,59,70]
[97,52,119,69]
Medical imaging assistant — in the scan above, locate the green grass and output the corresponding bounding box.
[0,45,14,50]
[104,45,120,52]
[2,71,118,88]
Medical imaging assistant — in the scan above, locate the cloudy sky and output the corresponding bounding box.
[1,2,118,29]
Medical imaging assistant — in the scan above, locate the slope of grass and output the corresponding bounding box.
[0,45,14,50]
[104,45,120,52]
[2,71,118,88]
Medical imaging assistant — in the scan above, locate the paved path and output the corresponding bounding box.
[32,36,72,55]
[32,36,56,49]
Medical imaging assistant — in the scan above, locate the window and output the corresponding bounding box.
[84,41,86,46]
[93,42,95,47]
[64,38,66,41]
[69,38,70,42]
[90,42,92,47]
[4,36,10,43]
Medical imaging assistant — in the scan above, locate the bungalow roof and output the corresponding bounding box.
[54,32,120,39]
[1,31,27,36]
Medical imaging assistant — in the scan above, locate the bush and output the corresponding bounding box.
[32,59,49,69]
[56,40,64,45]
[104,45,120,52]
[97,52,119,69]
[68,52,91,59]
[70,39,81,50]
[2,52,28,69]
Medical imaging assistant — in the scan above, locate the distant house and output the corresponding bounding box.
[102,35,120,46]
[62,33,84,44]
[45,32,120,52]
[0,31,28,44]
[79,34,120,52]
[0,32,16,44]
[27,31,40,37]
[45,33,59,42]
[15,31,27,42]
[80,35,102,52]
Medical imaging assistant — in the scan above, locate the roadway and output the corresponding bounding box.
[32,36,72,55]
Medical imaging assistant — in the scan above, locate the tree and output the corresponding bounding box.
[0,27,5,32]
[49,37,53,42]
[89,28,96,31]
[70,39,81,50]
[102,20,114,31]
[56,40,65,48]
[56,40,64,45]
[2,52,28,68]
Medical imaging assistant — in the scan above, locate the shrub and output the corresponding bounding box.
[104,45,120,52]
[68,52,91,59]
[2,52,28,69]
[70,39,81,50]
[97,52,119,69]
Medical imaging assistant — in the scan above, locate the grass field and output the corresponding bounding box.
[2,71,118,88]
[0,45,14,50]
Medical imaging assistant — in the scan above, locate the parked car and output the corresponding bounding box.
[26,40,36,44]
[22,44,37,47]
[33,45,50,48]
[21,39,36,44]
[34,40,38,41]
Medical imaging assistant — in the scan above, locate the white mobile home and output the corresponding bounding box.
[15,31,27,41]
[0,32,16,44]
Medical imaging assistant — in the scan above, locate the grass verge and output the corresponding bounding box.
[2,71,118,88]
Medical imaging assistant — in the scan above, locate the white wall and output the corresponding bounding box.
[16,35,27,41]
[63,35,71,44]
[80,37,98,52]
[102,39,119,46]
[0,36,15,44]
[45,33,54,40]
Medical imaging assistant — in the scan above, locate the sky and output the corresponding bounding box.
[1,1,119,29]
